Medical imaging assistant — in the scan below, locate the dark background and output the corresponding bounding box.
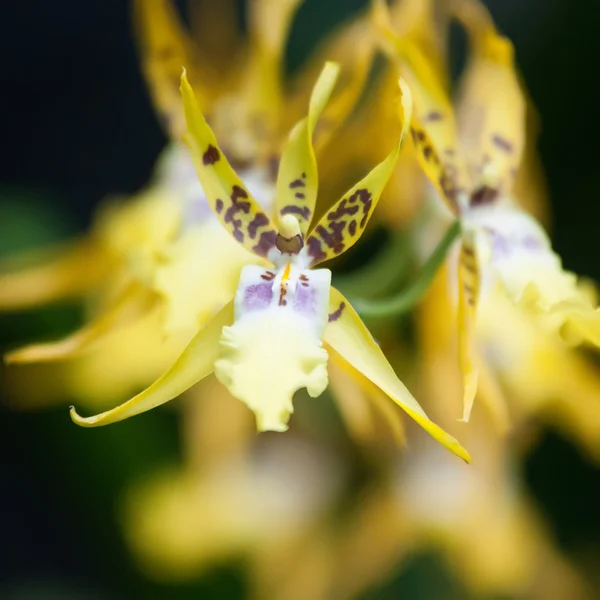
[1,0,600,598]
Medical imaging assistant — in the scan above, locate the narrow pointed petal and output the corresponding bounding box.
[133,0,207,138]
[6,282,156,364]
[457,237,480,422]
[305,79,413,267]
[323,287,470,461]
[284,11,376,151]
[453,0,525,197]
[243,0,303,140]
[70,301,234,427]
[181,71,278,258]
[373,0,468,213]
[0,239,108,311]
[276,62,340,235]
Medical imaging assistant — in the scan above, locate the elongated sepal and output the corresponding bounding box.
[181,71,278,258]
[305,78,413,267]
[324,286,471,462]
[276,62,340,235]
[70,300,234,427]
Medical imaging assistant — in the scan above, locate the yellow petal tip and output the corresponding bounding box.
[69,405,97,428]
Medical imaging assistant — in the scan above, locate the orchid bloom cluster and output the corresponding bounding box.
[1,0,600,597]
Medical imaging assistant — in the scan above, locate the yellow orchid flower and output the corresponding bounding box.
[375,0,600,422]
[1,0,375,406]
[69,64,469,462]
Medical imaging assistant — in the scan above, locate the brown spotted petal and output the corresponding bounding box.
[373,0,468,215]
[181,71,278,260]
[134,0,206,139]
[276,62,340,236]
[453,0,525,198]
[457,234,480,423]
[305,79,413,267]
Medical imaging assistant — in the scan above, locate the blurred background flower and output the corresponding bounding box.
[2,1,600,599]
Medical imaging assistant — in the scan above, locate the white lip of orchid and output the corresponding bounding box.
[214,259,331,432]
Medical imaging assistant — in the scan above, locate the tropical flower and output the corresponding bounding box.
[0,0,375,408]
[375,0,600,421]
[69,64,469,462]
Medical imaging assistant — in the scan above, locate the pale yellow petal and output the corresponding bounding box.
[276,62,340,235]
[70,300,234,427]
[154,221,260,334]
[181,71,278,258]
[0,238,109,311]
[305,78,412,267]
[133,0,205,138]
[5,282,157,364]
[457,237,480,422]
[323,287,470,461]
[373,0,468,213]
[453,0,525,195]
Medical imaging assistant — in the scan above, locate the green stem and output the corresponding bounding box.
[352,220,461,319]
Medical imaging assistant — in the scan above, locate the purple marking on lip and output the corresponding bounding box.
[293,282,315,314]
[243,282,273,310]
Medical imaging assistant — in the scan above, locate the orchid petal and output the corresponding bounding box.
[70,300,234,427]
[276,62,340,236]
[457,236,480,423]
[324,287,470,461]
[373,0,467,214]
[154,220,263,334]
[5,282,156,364]
[181,71,278,259]
[133,0,206,138]
[0,238,107,311]
[453,0,525,198]
[305,78,413,267]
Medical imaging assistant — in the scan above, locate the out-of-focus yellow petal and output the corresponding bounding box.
[5,282,157,364]
[133,0,207,138]
[187,0,242,91]
[387,0,448,84]
[305,78,412,267]
[276,62,340,235]
[323,287,470,462]
[373,0,467,214]
[181,71,279,258]
[3,306,190,412]
[182,376,255,474]
[457,237,480,422]
[243,0,303,144]
[154,221,261,334]
[328,351,405,447]
[0,238,109,311]
[453,0,525,195]
[70,300,234,427]
[284,9,376,152]
[95,187,182,284]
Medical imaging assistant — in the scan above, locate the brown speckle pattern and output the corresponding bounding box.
[306,188,373,264]
[328,302,346,322]
[202,144,220,165]
[491,134,514,154]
